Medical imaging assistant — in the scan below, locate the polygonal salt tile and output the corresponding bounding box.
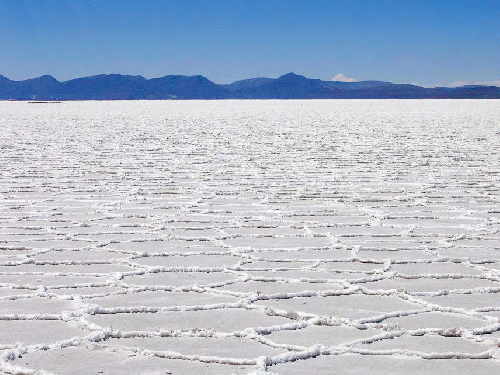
[437,247,500,261]
[87,308,291,332]
[383,311,487,331]
[132,254,243,268]
[118,207,181,217]
[357,250,437,261]
[105,335,286,359]
[227,227,307,237]
[73,233,156,242]
[310,226,401,236]
[0,263,135,274]
[318,261,385,272]
[220,280,343,295]
[101,240,168,252]
[391,262,483,276]
[268,325,379,348]
[269,352,500,375]
[90,290,239,309]
[49,286,125,297]
[109,239,215,253]
[244,268,341,280]
[160,220,224,230]
[345,239,432,251]
[363,277,500,293]
[4,220,71,229]
[168,228,223,239]
[0,233,54,241]
[254,294,421,320]
[420,292,500,309]
[287,215,372,225]
[0,320,86,346]
[122,271,238,288]
[383,218,481,227]
[17,346,252,375]
[33,249,125,262]
[0,274,109,287]
[361,333,493,354]
[239,260,314,270]
[453,238,500,247]
[256,249,352,260]
[0,297,78,315]
[1,239,95,250]
[91,217,157,226]
[411,226,481,236]
[223,236,331,249]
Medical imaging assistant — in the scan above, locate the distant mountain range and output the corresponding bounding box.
[1,72,499,100]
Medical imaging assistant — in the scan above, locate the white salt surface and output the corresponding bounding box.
[0,99,499,374]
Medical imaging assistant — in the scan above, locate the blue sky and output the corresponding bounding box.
[1,0,499,86]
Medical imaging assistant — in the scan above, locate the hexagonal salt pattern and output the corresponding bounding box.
[1,100,499,374]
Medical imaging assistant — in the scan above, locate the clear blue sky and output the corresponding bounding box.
[1,0,499,86]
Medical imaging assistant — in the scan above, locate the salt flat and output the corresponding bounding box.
[0,99,499,374]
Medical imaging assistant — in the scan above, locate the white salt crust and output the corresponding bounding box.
[0,100,499,374]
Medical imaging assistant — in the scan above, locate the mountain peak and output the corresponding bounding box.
[82,74,146,80]
[26,75,59,84]
[278,72,308,80]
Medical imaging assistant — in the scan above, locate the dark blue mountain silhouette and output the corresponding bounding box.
[1,72,499,100]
